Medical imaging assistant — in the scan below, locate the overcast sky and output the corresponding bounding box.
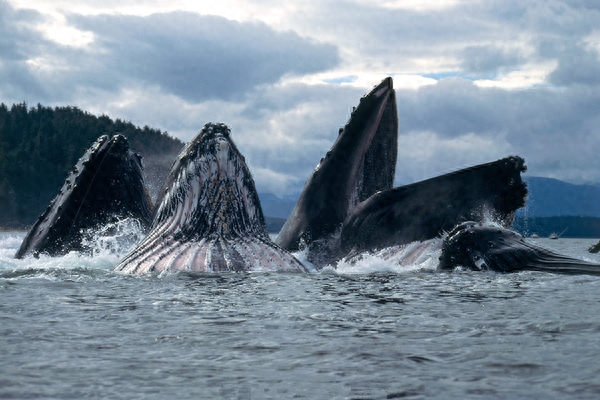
[2,0,600,195]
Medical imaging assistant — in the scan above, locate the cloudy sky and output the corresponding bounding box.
[2,0,600,195]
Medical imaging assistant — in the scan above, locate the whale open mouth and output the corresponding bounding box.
[15,134,152,259]
[115,123,307,274]
[276,77,398,253]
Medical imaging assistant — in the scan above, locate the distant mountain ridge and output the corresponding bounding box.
[517,177,600,218]
[258,193,299,219]
[260,176,600,221]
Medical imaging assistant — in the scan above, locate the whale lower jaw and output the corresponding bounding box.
[115,235,307,274]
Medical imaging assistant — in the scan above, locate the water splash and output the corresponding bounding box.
[81,217,146,259]
[0,233,24,260]
[0,218,145,277]
[291,246,318,273]
[335,240,442,274]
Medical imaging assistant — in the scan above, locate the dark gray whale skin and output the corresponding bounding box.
[115,123,306,274]
[15,135,153,259]
[439,222,600,275]
[276,77,530,268]
[588,240,600,253]
[275,77,398,261]
[341,156,528,255]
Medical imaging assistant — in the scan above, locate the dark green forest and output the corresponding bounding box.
[0,103,183,228]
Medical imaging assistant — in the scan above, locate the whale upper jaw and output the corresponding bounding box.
[15,134,152,259]
[150,123,266,239]
[275,77,398,256]
[115,123,307,274]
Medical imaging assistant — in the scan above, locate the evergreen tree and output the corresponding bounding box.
[0,103,183,228]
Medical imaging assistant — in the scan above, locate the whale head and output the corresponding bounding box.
[15,134,152,258]
[115,123,306,274]
[276,77,398,259]
[152,122,267,240]
[439,221,600,275]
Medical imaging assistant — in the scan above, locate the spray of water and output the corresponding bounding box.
[81,217,146,258]
[335,240,442,274]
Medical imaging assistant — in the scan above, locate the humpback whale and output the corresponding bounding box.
[439,222,600,275]
[115,123,307,274]
[276,77,398,265]
[276,77,528,267]
[15,134,152,259]
[14,78,595,277]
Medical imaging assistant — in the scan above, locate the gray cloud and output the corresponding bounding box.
[2,0,600,194]
[548,44,600,86]
[298,1,527,64]
[232,74,600,192]
[298,0,600,79]
[0,1,56,100]
[396,77,600,184]
[0,2,44,61]
[460,46,522,77]
[68,12,339,102]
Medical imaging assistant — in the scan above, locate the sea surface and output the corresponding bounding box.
[2,230,600,399]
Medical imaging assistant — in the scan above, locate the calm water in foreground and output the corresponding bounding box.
[2,231,600,399]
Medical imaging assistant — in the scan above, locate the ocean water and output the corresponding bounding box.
[2,231,600,399]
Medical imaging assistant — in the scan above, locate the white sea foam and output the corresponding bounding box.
[0,219,145,273]
[334,240,442,275]
[3,229,600,276]
[291,246,319,273]
[0,232,24,260]
[81,217,146,259]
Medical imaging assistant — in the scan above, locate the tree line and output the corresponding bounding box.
[0,102,184,229]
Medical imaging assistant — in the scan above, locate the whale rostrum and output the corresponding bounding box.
[276,77,398,265]
[15,134,152,259]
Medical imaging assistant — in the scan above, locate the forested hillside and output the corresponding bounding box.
[0,103,183,228]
